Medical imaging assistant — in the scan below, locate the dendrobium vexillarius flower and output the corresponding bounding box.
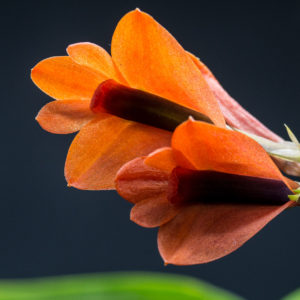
[116,120,298,265]
[32,9,299,265]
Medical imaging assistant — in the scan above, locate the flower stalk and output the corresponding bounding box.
[233,126,300,168]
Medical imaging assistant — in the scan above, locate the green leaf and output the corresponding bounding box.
[0,272,243,300]
[281,288,300,300]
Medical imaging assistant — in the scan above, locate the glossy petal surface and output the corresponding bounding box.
[158,201,293,265]
[65,118,171,190]
[112,10,225,127]
[31,56,107,100]
[36,100,96,134]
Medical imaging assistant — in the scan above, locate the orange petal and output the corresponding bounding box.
[31,56,107,100]
[158,201,293,265]
[172,119,288,185]
[116,157,178,227]
[144,147,176,173]
[131,193,179,228]
[67,42,124,82]
[187,52,214,78]
[111,9,225,128]
[36,100,96,134]
[65,117,171,190]
[188,52,282,142]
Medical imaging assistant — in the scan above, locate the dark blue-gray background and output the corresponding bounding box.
[1,1,300,299]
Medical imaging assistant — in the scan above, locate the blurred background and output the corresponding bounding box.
[1,0,300,299]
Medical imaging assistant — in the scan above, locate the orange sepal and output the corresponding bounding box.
[172,119,289,187]
[67,42,124,82]
[65,118,171,190]
[36,100,96,134]
[116,157,179,227]
[131,194,179,228]
[31,56,107,100]
[158,201,294,265]
[111,9,225,127]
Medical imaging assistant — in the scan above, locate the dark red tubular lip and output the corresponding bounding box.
[90,79,213,131]
[168,167,291,206]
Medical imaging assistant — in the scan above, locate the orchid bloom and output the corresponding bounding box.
[115,119,298,265]
[32,9,288,190]
[32,9,300,265]
[32,9,226,190]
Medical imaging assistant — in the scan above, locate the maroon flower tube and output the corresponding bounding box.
[168,167,291,205]
[90,79,213,131]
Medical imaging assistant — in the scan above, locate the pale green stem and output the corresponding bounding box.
[229,126,300,164]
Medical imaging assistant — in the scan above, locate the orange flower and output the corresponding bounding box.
[32,9,229,190]
[115,119,297,265]
[32,9,298,265]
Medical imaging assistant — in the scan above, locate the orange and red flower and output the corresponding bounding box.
[32,9,230,190]
[115,119,297,265]
[32,9,298,265]
[32,9,283,190]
